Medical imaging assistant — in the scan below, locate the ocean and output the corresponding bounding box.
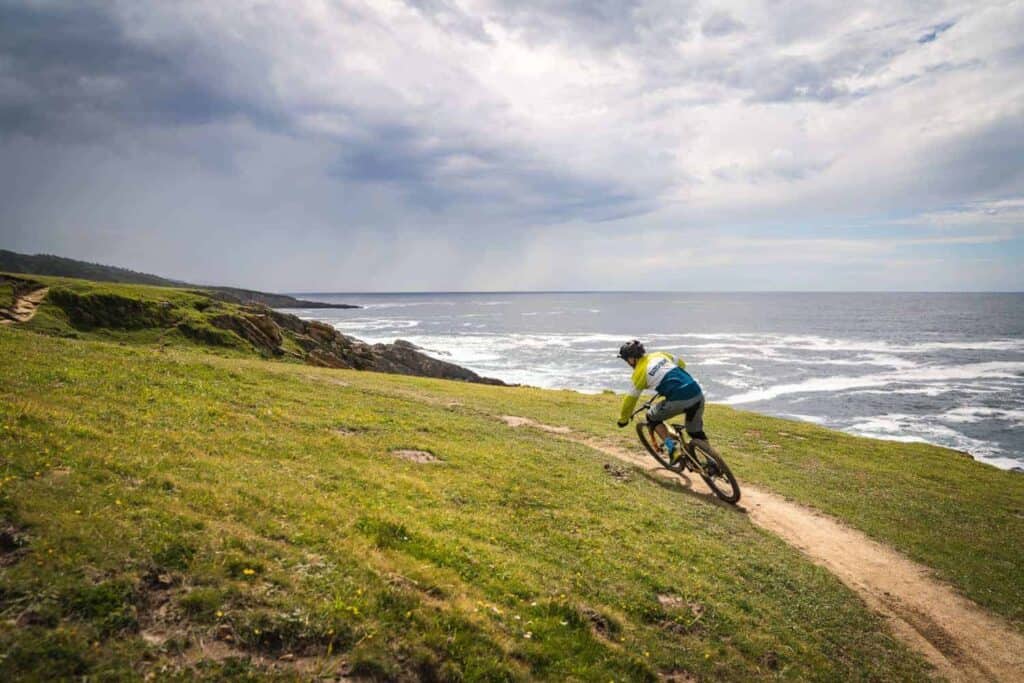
[285,292,1024,471]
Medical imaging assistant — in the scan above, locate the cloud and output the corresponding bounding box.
[0,1,279,138]
[918,20,956,44]
[0,0,1022,291]
[701,12,744,37]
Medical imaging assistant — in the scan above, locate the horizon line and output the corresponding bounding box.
[287,289,1024,296]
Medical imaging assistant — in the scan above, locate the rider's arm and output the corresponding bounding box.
[618,365,647,423]
[619,387,643,423]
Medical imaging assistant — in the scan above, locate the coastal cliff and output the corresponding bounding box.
[1,273,503,385]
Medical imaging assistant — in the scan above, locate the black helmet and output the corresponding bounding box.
[618,339,645,361]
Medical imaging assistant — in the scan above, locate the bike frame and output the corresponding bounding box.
[631,397,699,471]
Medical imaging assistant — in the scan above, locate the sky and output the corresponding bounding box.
[0,0,1022,292]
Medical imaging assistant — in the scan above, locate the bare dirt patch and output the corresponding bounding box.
[499,414,1024,683]
[308,375,350,387]
[500,415,571,434]
[659,671,698,682]
[0,283,49,325]
[602,462,633,483]
[656,594,684,609]
[389,449,442,464]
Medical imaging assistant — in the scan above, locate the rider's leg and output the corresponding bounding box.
[647,402,683,464]
[653,422,670,441]
[684,398,708,442]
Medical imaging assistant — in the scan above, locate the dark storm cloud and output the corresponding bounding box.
[329,121,650,221]
[0,0,278,138]
[0,0,646,222]
[0,0,1021,291]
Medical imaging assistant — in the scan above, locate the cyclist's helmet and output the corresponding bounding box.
[618,340,645,361]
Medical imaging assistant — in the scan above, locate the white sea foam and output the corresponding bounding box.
[842,414,1021,468]
[723,362,1024,405]
[327,318,421,332]
[782,413,827,425]
[717,376,755,390]
[639,332,1024,355]
[942,407,1024,426]
[845,386,952,397]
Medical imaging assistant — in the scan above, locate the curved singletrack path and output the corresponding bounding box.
[500,415,1024,682]
[0,285,49,325]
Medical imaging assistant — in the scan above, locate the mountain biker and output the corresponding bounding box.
[615,340,709,466]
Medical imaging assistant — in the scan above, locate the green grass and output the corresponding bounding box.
[0,328,935,681]
[4,272,273,357]
[0,281,13,309]
[367,376,1024,630]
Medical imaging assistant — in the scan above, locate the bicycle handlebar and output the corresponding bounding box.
[630,398,657,421]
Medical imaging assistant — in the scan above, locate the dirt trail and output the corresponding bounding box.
[0,285,49,325]
[500,415,1024,682]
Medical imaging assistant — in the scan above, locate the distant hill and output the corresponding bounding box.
[0,249,182,286]
[0,249,355,309]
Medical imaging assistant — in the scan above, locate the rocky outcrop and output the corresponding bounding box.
[32,276,504,386]
[209,313,284,354]
[225,307,507,385]
[372,340,505,385]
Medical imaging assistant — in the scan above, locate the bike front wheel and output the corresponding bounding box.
[636,422,679,471]
[688,441,741,504]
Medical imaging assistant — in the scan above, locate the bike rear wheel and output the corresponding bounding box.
[635,422,679,470]
[689,441,741,503]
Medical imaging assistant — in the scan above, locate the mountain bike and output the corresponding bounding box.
[630,399,741,504]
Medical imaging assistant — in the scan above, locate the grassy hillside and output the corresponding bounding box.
[2,277,1022,680]
[10,274,263,354]
[374,378,1024,631]
[0,280,13,308]
[0,327,938,681]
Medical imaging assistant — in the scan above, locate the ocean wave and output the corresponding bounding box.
[842,414,1020,468]
[645,333,1024,355]
[358,301,456,310]
[329,318,421,332]
[781,413,827,425]
[316,324,1024,358]
[941,407,1024,426]
[722,362,1024,405]
[844,386,953,397]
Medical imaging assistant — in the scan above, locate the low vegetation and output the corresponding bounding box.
[1,329,936,680]
[0,280,13,309]
[390,378,1024,630]
[1,276,1021,680]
